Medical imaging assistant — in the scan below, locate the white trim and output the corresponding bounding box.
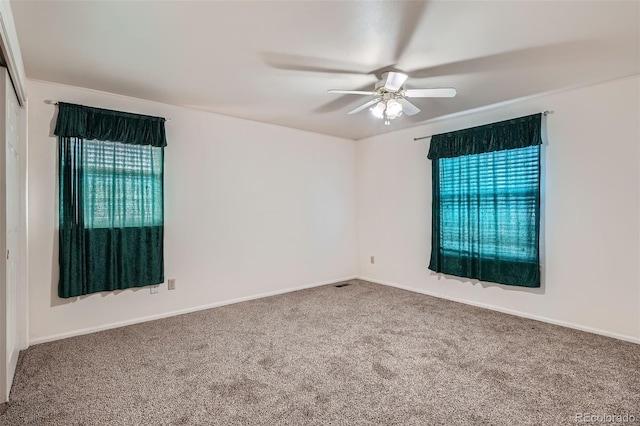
[28,274,640,346]
[19,98,27,350]
[6,347,17,398]
[0,2,27,106]
[29,276,357,346]
[358,276,640,345]
[0,66,7,403]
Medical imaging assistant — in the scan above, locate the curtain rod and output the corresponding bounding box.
[412,110,552,141]
[44,100,171,121]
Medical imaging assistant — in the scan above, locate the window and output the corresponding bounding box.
[81,139,163,228]
[55,102,167,298]
[428,114,541,287]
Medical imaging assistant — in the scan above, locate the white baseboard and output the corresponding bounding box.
[30,275,639,346]
[29,276,357,346]
[358,276,640,345]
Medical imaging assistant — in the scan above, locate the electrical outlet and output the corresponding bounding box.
[150,285,159,294]
[168,278,176,290]
[370,256,375,264]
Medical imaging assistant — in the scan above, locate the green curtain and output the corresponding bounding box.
[55,102,167,147]
[56,103,166,298]
[428,114,541,288]
[428,113,541,159]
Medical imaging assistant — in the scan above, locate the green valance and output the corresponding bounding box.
[427,113,541,160]
[54,102,167,147]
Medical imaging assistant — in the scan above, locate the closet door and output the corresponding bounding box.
[0,67,21,403]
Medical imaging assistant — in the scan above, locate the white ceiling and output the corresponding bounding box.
[11,1,640,140]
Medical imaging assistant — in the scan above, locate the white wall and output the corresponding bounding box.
[27,75,640,345]
[27,79,357,344]
[356,75,640,342]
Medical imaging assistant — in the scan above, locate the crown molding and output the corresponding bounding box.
[0,1,27,106]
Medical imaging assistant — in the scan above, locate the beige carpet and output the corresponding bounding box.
[2,280,639,425]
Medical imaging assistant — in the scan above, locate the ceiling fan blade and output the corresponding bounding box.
[348,98,382,115]
[407,41,598,79]
[315,82,379,113]
[382,72,408,91]
[392,1,429,63]
[263,52,372,76]
[396,98,421,116]
[328,90,377,95]
[404,88,457,98]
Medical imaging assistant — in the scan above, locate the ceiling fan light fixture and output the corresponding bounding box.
[328,72,455,123]
[370,101,386,119]
[385,99,403,119]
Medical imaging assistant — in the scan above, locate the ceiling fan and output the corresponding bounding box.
[328,71,457,125]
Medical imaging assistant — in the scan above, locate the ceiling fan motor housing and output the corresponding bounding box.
[329,71,455,118]
[380,92,398,101]
[375,80,390,92]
